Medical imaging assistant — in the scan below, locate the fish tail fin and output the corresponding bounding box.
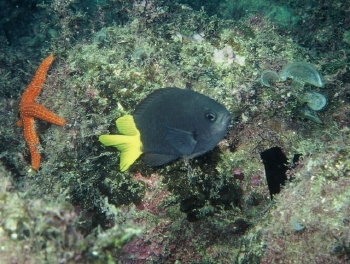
[99,134,142,171]
[99,115,142,172]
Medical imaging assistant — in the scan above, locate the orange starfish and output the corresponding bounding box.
[17,54,65,170]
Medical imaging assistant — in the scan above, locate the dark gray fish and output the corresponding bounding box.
[99,87,231,171]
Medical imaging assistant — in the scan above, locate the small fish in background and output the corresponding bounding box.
[99,87,231,171]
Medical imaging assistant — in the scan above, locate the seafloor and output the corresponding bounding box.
[0,0,349,263]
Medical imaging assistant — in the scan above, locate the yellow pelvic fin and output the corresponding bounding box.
[99,115,142,172]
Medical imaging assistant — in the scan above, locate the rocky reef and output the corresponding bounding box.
[0,0,349,263]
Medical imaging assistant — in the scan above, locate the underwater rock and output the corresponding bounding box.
[299,105,323,124]
[260,70,280,87]
[93,28,108,44]
[191,32,205,43]
[47,28,58,39]
[299,91,327,111]
[213,45,235,66]
[290,216,305,231]
[175,32,205,43]
[279,62,324,87]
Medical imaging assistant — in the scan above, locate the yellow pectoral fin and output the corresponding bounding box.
[99,129,143,172]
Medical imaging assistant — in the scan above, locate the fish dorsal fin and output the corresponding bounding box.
[99,115,143,172]
[134,87,178,116]
[116,115,139,136]
[143,153,178,166]
[165,126,197,155]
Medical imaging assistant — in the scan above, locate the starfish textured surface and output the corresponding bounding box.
[17,54,65,170]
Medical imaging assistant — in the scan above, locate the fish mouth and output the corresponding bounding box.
[211,111,231,135]
[219,111,231,127]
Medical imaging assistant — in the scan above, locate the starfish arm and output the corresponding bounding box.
[22,116,41,170]
[21,103,65,126]
[20,54,55,105]
[28,143,41,170]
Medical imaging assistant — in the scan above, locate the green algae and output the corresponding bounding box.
[299,106,323,124]
[0,167,142,263]
[260,61,327,123]
[279,62,324,88]
[298,91,327,111]
[260,70,280,87]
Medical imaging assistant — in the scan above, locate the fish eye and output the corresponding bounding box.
[205,111,217,121]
